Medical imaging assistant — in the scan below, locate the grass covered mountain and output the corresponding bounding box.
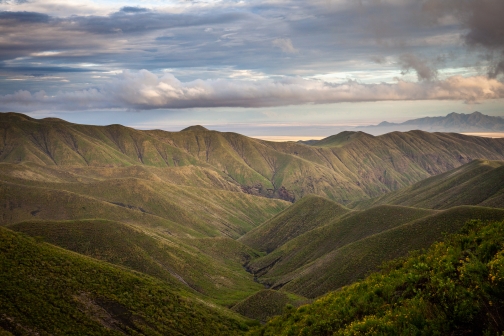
[350,159,504,210]
[0,226,252,335]
[276,206,504,298]
[240,186,504,298]
[3,112,504,203]
[2,111,504,331]
[0,162,287,305]
[254,219,504,335]
[239,195,351,253]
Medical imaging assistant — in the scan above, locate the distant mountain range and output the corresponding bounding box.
[354,111,504,135]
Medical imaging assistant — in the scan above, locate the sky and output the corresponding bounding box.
[0,0,503,136]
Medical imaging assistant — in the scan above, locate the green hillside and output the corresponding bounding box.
[231,290,310,323]
[0,226,250,335]
[280,206,504,298]
[8,219,264,305]
[308,131,371,147]
[0,162,288,238]
[351,159,504,210]
[3,111,504,329]
[239,195,351,252]
[247,205,436,285]
[3,112,504,203]
[254,219,504,335]
[0,158,288,306]
[245,201,504,298]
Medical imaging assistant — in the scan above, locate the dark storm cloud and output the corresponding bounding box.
[398,53,437,81]
[422,0,504,77]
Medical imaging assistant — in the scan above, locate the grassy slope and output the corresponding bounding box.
[280,206,504,298]
[247,205,435,282]
[309,131,371,148]
[0,180,199,236]
[8,219,264,305]
[254,219,504,335]
[0,162,289,238]
[239,195,351,252]
[0,161,287,305]
[350,159,504,210]
[231,290,311,323]
[0,226,251,335]
[3,112,504,325]
[268,130,504,201]
[4,112,504,203]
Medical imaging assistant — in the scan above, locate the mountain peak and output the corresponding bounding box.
[0,112,35,122]
[181,125,209,132]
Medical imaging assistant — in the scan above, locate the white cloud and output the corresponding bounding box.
[272,38,298,54]
[1,69,503,111]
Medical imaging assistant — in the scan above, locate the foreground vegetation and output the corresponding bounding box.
[0,227,251,335]
[254,219,504,335]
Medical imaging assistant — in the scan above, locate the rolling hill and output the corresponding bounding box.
[239,195,351,253]
[350,159,504,210]
[245,205,437,293]
[243,177,504,298]
[278,206,504,298]
[0,226,251,335]
[3,112,504,203]
[254,219,504,335]
[7,219,265,305]
[2,111,504,330]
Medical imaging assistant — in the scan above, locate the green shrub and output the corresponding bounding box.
[254,219,504,335]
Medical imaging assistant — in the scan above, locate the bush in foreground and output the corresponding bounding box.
[254,219,504,335]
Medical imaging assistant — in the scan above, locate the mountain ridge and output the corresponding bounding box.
[354,111,504,135]
[3,111,504,204]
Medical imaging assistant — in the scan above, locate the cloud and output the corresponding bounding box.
[0,0,500,100]
[0,10,49,23]
[422,0,504,78]
[273,38,298,53]
[120,7,150,14]
[398,53,437,81]
[1,69,502,111]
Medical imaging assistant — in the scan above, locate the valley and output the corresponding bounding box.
[1,112,504,335]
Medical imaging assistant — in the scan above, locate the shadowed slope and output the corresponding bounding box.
[239,195,351,252]
[247,205,436,284]
[231,290,310,323]
[274,206,504,298]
